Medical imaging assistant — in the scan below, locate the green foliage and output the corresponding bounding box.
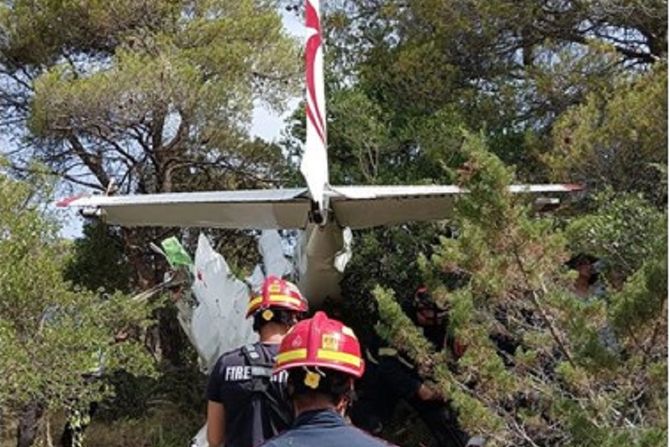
[565,191,667,281]
[319,6,668,440]
[548,65,668,205]
[609,257,667,338]
[370,133,667,446]
[2,0,300,201]
[373,285,503,436]
[0,172,155,417]
[292,0,668,188]
[0,0,181,65]
[0,2,666,446]
[338,222,442,342]
[64,221,133,293]
[84,404,203,447]
[0,0,298,383]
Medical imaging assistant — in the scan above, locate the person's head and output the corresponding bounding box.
[412,287,449,327]
[246,276,308,335]
[273,311,365,415]
[567,254,599,285]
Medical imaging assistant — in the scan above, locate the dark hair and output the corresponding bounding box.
[287,368,353,404]
[566,253,598,269]
[252,308,302,332]
[566,253,600,285]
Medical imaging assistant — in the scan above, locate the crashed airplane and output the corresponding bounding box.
[58,0,581,307]
[58,1,581,444]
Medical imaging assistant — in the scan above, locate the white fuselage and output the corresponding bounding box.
[295,220,347,306]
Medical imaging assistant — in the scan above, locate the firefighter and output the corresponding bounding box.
[351,287,483,447]
[206,276,308,447]
[261,311,394,447]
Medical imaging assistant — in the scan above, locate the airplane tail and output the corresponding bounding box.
[300,0,329,213]
[56,0,584,231]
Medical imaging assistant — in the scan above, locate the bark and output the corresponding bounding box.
[121,227,187,366]
[16,401,44,447]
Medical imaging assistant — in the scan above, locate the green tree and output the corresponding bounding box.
[0,170,155,445]
[64,221,133,293]
[373,133,666,446]
[548,65,667,206]
[273,2,670,446]
[282,0,666,183]
[1,0,300,284]
[0,0,302,368]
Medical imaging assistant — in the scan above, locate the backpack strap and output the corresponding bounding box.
[241,344,275,391]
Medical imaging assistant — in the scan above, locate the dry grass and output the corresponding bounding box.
[85,405,203,447]
[1,405,202,447]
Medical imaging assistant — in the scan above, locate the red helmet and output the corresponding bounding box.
[274,311,364,378]
[246,276,308,318]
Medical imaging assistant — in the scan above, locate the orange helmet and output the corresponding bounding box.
[246,276,308,318]
[274,311,364,378]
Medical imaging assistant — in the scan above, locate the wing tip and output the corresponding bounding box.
[563,183,586,192]
[56,194,88,208]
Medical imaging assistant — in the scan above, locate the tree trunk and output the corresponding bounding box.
[16,401,43,447]
[122,227,187,366]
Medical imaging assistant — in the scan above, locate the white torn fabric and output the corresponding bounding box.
[246,230,294,294]
[189,234,258,373]
[246,264,266,295]
[259,230,294,278]
[184,232,294,447]
[334,227,353,273]
[294,222,345,306]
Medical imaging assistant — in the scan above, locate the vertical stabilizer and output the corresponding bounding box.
[300,0,329,212]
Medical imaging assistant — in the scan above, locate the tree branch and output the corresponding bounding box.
[67,135,110,189]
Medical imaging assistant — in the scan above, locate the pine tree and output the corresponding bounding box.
[373,133,667,446]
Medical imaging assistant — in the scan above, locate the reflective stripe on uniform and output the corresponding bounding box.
[396,356,414,369]
[250,366,274,378]
[378,347,397,357]
[365,348,379,365]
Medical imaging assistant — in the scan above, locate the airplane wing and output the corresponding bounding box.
[58,184,581,230]
[57,188,311,229]
[328,184,583,229]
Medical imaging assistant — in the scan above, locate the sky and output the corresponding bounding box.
[249,9,306,141]
[59,9,307,239]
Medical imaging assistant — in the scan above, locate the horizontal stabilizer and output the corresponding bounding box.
[58,183,581,229]
[57,188,311,229]
[327,184,582,229]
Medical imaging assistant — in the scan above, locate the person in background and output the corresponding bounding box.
[566,253,605,299]
[351,287,484,447]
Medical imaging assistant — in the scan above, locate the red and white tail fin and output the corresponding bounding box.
[300,0,329,213]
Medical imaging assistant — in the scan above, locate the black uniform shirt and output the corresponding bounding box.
[262,409,395,447]
[377,350,422,400]
[207,342,292,447]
